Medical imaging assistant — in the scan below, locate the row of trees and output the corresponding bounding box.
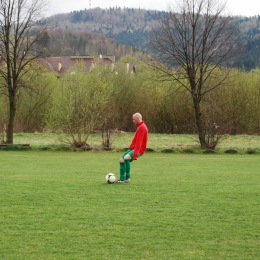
[51,7,161,35]
[0,0,259,149]
[42,28,136,59]
[1,59,260,148]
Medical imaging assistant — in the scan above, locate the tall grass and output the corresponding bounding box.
[1,151,259,259]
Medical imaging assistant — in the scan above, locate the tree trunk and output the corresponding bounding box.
[193,98,207,148]
[7,94,16,144]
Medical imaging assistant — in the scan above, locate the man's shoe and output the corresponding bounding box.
[125,178,130,183]
[117,180,125,183]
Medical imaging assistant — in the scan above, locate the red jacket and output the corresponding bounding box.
[129,121,148,159]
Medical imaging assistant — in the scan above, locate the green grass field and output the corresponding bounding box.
[1,151,259,259]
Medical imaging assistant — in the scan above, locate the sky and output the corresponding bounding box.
[45,0,260,17]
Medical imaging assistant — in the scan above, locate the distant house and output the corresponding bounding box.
[0,54,136,77]
[125,62,137,74]
[38,55,116,76]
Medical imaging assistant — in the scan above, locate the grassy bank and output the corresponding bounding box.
[7,132,260,153]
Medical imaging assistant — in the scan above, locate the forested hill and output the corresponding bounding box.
[47,8,160,51]
[44,7,260,70]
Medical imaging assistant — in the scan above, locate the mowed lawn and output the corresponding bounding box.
[0,151,260,259]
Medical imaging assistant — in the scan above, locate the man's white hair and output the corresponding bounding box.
[133,112,142,120]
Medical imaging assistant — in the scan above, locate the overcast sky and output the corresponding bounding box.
[45,0,260,17]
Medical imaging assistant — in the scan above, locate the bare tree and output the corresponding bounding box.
[0,0,48,143]
[149,0,241,148]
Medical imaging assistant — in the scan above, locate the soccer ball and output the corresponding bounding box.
[106,173,116,184]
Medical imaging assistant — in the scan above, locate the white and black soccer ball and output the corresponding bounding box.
[106,173,116,184]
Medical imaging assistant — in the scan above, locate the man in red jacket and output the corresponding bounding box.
[117,112,148,183]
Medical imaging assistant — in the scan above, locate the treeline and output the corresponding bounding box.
[1,58,260,146]
[41,7,160,57]
[43,7,260,70]
[38,28,136,60]
[47,7,160,34]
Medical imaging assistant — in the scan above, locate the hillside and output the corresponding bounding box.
[47,8,161,50]
[43,7,260,70]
